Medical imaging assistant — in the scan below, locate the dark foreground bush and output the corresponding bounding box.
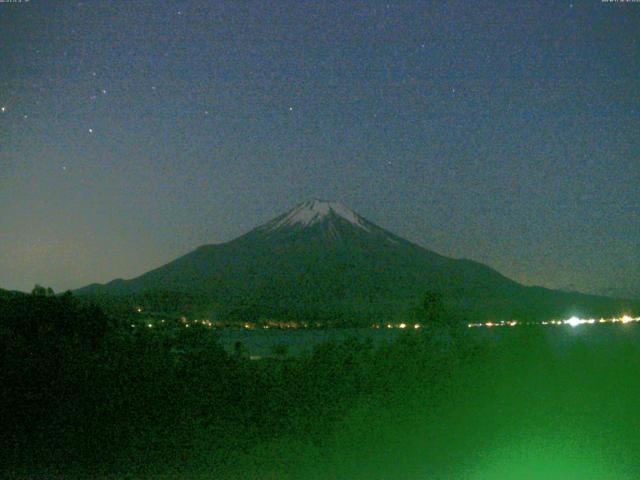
[3,296,640,479]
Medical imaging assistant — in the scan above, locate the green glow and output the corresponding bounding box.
[463,436,628,480]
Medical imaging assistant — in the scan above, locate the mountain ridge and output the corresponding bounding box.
[76,200,638,324]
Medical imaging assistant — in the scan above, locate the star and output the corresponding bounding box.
[23,114,28,119]
[101,89,107,95]
[288,106,294,111]
[1,106,5,113]
[88,128,94,134]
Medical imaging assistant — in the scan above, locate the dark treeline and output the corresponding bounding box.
[2,290,640,479]
[0,289,471,478]
[0,290,457,476]
[77,289,459,328]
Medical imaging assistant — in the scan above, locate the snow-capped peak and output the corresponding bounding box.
[269,200,370,231]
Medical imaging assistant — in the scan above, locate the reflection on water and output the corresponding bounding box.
[218,322,640,357]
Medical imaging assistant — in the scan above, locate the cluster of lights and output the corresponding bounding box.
[557,315,639,327]
[130,319,166,328]
[194,319,214,327]
[177,317,214,328]
[129,314,639,331]
[371,323,421,330]
[468,315,640,328]
[467,320,518,328]
[177,318,263,329]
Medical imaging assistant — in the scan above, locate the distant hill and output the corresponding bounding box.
[76,200,638,324]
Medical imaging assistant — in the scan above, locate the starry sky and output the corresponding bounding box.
[1,0,638,299]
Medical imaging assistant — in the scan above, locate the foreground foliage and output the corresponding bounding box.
[2,292,640,479]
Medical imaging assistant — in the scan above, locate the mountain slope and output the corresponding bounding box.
[76,200,638,324]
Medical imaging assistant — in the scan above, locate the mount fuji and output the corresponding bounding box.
[76,200,637,324]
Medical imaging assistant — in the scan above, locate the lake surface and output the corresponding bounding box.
[216,323,640,357]
[217,327,403,356]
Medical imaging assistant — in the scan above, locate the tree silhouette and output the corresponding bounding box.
[31,284,55,297]
[416,291,462,331]
[421,291,445,324]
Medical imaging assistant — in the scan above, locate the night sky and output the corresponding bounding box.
[1,1,638,299]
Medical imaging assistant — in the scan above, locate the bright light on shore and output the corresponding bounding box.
[565,316,581,327]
